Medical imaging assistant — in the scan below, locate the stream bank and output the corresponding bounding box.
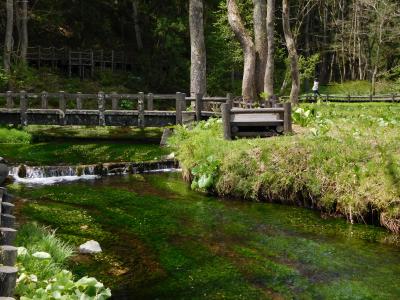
[9,173,400,299]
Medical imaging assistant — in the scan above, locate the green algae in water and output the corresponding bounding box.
[11,173,400,299]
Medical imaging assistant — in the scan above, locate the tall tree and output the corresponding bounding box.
[264,0,275,96]
[227,0,256,101]
[4,0,14,73]
[132,0,143,50]
[282,0,300,104]
[20,0,28,63]
[253,0,267,97]
[189,0,207,96]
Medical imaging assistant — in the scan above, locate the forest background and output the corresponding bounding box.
[1,0,400,100]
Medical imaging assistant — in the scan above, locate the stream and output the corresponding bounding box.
[9,171,400,299]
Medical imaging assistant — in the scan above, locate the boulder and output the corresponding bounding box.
[79,240,102,254]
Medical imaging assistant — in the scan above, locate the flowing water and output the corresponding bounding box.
[10,172,400,300]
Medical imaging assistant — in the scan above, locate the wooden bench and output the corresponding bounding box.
[221,102,292,140]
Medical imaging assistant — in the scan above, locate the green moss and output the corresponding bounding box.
[12,174,400,298]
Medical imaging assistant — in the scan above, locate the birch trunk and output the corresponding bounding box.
[189,0,207,96]
[253,0,267,97]
[4,0,13,73]
[227,0,256,101]
[282,0,300,105]
[264,0,275,96]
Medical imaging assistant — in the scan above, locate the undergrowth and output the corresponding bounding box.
[169,103,400,234]
[15,223,111,299]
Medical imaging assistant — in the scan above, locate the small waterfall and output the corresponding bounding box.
[9,160,179,185]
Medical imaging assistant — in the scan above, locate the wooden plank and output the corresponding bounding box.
[231,113,281,123]
[0,246,17,266]
[231,108,284,114]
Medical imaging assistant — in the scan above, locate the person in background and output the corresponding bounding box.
[312,78,321,97]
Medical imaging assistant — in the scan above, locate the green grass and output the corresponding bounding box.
[9,174,400,299]
[0,126,168,165]
[15,223,74,295]
[318,80,400,95]
[0,127,32,144]
[169,103,400,234]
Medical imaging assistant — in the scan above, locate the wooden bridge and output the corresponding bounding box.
[0,91,292,139]
[26,47,133,77]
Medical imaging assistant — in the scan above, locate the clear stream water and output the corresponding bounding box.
[11,172,400,300]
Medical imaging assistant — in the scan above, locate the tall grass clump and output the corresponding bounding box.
[0,126,31,144]
[15,223,111,299]
[169,103,400,234]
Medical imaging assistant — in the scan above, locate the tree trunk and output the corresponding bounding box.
[282,0,299,105]
[227,0,256,101]
[20,0,28,63]
[264,0,275,96]
[253,0,267,97]
[189,0,207,96]
[4,0,13,73]
[132,0,143,50]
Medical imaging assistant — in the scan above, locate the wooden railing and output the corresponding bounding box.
[284,94,400,103]
[0,92,232,127]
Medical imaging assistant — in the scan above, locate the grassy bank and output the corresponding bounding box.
[169,103,400,234]
[0,126,168,165]
[15,223,111,299]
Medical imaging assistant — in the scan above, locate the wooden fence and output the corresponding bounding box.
[292,94,400,103]
[0,91,232,127]
[0,166,18,298]
[25,47,133,77]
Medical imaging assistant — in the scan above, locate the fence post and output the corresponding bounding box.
[227,93,233,108]
[0,266,17,297]
[98,91,106,126]
[369,94,373,102]
[20,91,28,126]
[221,103,232,140]
[76,92,82,110]
[284,102,292,134]
[138,92,145,128]
[111,92,118,110]
[347,94,351,102]
[175,92,183,125]
[41,91,48,109]
[6,91,13,109]
[195,93,203,121]
[59,91,66,125]
[147,93,154,111]
[0,245,17,266]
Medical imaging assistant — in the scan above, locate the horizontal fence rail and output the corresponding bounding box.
[282,94,400,103]
[0,91,232,128]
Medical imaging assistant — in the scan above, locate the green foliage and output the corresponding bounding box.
[0,126,32,144]
[0,67,10,90]
[15,223,111,299]
[170,103,400,234]
[191,155,220,191]
[299,54,320,82]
